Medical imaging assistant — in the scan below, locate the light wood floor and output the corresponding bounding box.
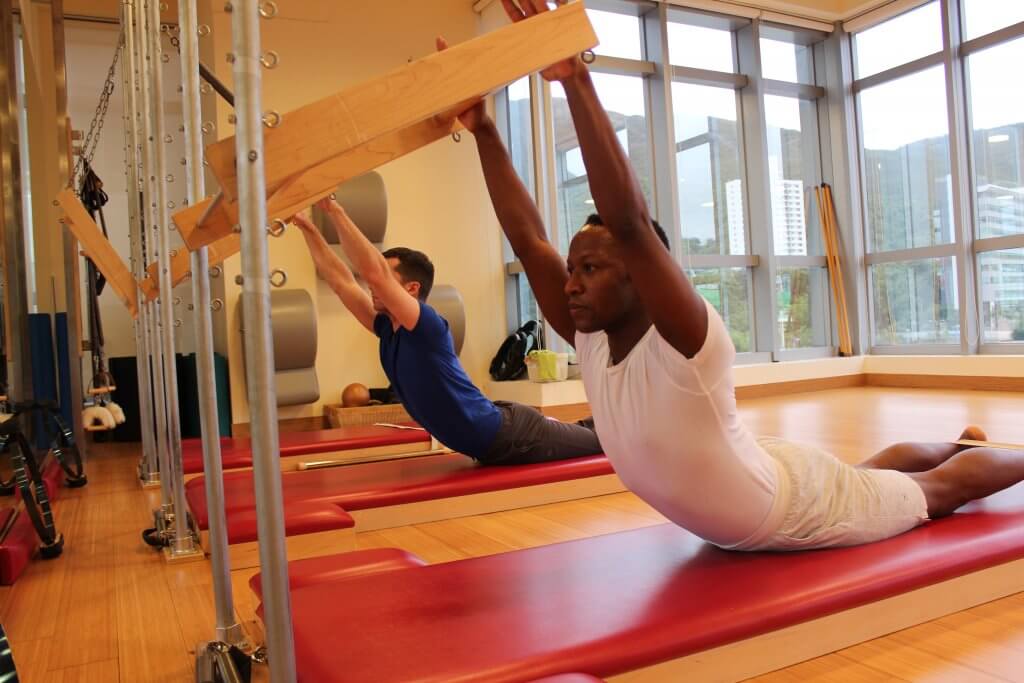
[2,386,1024,682]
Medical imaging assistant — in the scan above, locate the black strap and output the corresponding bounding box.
[79,162,111,387]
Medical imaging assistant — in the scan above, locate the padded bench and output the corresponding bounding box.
[187,453,621,532]
[250,482,1024,682]
[215,501,356,571]
[181,423,431,479]
[250,547,426,619]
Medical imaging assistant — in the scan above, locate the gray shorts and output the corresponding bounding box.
[730,437,930,551]
[477,401,602,466]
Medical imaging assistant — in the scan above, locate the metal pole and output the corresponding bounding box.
[0,0,33,404]
[133,0,173,511]
[230,1,296,679]
[121,0,158,486]
[144,0,196,556]
[178,0,243,644]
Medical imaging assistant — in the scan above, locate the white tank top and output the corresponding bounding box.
[576,299,782,547]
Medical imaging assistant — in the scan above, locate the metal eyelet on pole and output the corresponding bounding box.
[260,50,279,69]
[198,24,211,37]
[269,269,288,288]
[202,121,215,135]
[268,218,287,237]
[259,0,278,18]
[451,131,461,143]
[262,110,281,128]
[173,319,182,328]
[581,49,596,64]
[210,265,223,278]
[211,298,224,312]
[173,297,182,305]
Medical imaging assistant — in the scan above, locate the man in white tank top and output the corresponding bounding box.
[455,0,1024,550]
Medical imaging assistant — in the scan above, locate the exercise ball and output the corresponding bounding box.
[341,383,371,408]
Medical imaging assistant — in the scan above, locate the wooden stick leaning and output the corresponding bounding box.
[822,184,853,354]
[815,186,848,354]
[55,188,139,318]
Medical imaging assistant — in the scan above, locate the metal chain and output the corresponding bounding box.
[73,32,124,191]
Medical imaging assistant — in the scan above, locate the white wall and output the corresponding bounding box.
[207,0,509,425]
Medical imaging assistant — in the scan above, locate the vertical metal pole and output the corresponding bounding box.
[121,0,159,486]
[144,0,195,555]
[0,0,33,403]
[133,0,173,510]
[178,0,243,643]
[230,1,296,679]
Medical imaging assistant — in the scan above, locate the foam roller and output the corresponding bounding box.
[313,171,388,246]
[427,285,465,356]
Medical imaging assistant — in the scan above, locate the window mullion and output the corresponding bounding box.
[737,19,779,357]
[941,0,979,353]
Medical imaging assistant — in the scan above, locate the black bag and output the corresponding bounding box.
[489,320,541,381]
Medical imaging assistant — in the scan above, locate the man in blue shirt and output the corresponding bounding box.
[292,197,600,465]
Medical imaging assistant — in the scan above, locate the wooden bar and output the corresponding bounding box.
[139,233,241,300]
[55,188,138,318]
[204,1,596,204]
[175,113,464,250]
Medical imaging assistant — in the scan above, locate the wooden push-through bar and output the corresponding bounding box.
[173,115,462,251]
[55,188,139,318]
[139,233,241,301]
[207,1,594,201]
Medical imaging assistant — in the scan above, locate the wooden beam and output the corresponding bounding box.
[139,233,241,301]
[175,113,463,251]
[204,1,596,203]
[55,188,138,318]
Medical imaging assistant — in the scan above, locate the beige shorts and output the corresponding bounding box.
[731,437,930,552]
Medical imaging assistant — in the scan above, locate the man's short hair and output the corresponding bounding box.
[382,247,435,301]
[584,213,670,251]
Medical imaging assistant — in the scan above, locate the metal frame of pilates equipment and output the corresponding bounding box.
[121,3,594,679]
[119,0,266,678]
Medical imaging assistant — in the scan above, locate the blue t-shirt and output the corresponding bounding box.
[375,302,502,458]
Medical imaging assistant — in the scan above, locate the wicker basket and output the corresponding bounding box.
[324,403,412,428]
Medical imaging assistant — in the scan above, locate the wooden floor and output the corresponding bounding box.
[2,386,1024,682]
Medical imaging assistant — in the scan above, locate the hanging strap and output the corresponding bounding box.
[79,161,110,379]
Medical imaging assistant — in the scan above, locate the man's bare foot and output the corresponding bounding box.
[959,425,988,443]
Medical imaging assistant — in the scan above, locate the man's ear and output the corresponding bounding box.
[406,281,421,298]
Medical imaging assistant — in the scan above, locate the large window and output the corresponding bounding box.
[852,0,1024,350]
[855,2,961,350]
[673,82,746,256]
[497,2,833,360]
[964,26,1024,346]
[552,74,652,254]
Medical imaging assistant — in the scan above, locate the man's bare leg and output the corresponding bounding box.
[858,426,988,473]
[909,444,1024,518]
